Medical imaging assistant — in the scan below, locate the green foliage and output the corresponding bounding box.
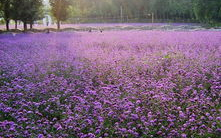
[0,0,43,30]
[68,0,197,23]
[0,110,16,121]
[0,0,11,30]
[14,0,43,23]
[66,0,220,24]
[193,0,221,24]
[0,0,10,20]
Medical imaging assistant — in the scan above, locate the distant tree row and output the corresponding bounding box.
[0,0,70,31]
[70,0,221,24]
[0,0,43,31]
[69,0,194,22]
[0,0,221,31]
[193,0,221,24]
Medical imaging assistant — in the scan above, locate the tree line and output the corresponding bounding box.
[0,0,221,31]
[70,0,221,24]
[0,0,44,31]
[0,0,70,31]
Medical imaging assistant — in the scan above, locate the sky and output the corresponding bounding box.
[43,0,49,5]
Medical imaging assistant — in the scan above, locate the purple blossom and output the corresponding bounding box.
[0,30,220,137]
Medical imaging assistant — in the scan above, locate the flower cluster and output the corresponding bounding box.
[0,31,220,137]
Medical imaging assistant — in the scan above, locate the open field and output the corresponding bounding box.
[0,30,221,137]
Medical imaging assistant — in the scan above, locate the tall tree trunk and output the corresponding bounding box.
[162,13,164,22]
[30,23,33,29]
[166,12,169,21]
[57,20,60,30]
[15,20,18,29]
[23,22,27,31]
[6,20,10,31]
[155,11,158,22]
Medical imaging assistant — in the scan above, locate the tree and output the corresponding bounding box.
[67,0,197,23]
[0,0,11,31]
[49,0,70,30]
[28,0,44,29]
[193,0,221,24]
[15,0,43,31]
[11,0,20,29]
[0,3,3,18]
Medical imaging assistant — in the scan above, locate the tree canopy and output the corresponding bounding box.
[68,0,220,24]
[0,0,11,30]
[0,0,43,31]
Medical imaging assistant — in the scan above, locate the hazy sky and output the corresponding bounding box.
[43,0,49,5]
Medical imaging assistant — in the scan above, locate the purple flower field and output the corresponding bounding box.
[0,31,221,137]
